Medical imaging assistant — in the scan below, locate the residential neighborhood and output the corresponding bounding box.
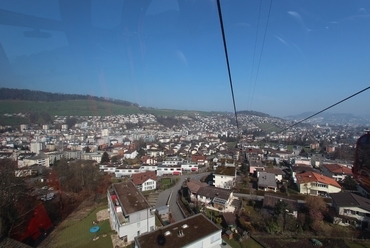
[1,111,370,248]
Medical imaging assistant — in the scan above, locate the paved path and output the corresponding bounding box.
[155,172,209,222]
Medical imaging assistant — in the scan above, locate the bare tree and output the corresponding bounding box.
[0,159,29,237]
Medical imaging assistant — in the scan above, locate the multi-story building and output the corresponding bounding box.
[213,166,236,189]
[134,214,222,248]
[107,180,155,243]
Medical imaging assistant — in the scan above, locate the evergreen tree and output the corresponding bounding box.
[101,152,110,163]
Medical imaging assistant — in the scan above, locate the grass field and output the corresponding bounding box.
[54,205,113,248]
[256,122,282,132]
[0,100,211,118]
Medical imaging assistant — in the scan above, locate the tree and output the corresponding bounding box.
[0,159,29,237]
[342,176,357,190]
[305,195,328,232]
[101,152,109,163]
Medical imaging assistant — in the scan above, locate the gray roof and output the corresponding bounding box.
[258,172,277,188]
[331,192,370,212]
[197,186,231,200]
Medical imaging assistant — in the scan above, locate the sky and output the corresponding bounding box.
[0,0,370,118]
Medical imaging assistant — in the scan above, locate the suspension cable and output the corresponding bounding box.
[216,0,239,134]
[279,86,370,133]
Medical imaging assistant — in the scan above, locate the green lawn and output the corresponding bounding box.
[55,206,113,248]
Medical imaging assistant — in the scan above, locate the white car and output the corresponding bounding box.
[41,186,48,190]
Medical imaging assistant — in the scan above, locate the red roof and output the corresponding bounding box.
[323,164,352,175]
[132,171,157,185]
[296,171,341,188]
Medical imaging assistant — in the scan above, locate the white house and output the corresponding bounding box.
[132,171,157,192]
[213,166,236,189]
[331,192,370,229]
[295,171,342,196]
[134,214,222,248]
[124,149,138,159]
[108,180,155,243]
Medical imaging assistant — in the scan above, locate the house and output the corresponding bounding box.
[256,167,283,182]
[295,171,342,196]
[213,166,236,189]
[197,186,234,212]
[124,149,138,159]
[107,180,155,243]
[134,213,222,248]
[331,192,370,229]
[191,153,207,165]
[258,172,277,192]
[185,179,209,201]
[132,171,157,192]
[322,163,353,181]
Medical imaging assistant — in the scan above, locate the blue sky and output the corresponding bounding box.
[0,0,369,117]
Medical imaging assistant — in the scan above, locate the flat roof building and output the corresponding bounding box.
[134,214,222,248]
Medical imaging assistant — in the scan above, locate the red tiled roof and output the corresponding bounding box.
[323,164,352,175]
[132,171,157,185]
[295,171,341,188]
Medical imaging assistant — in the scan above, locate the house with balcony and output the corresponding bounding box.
[295,171,342,196]
[132,171,157,192]
[331,192,370,229]
[134,213,222,248]
[107,180,155,243]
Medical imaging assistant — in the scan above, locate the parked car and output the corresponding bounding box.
[48,187,54,191]
[41,186,48,190]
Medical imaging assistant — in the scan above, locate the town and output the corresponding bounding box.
[1,111,370,248]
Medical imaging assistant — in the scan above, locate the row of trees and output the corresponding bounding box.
[0,88,138,106]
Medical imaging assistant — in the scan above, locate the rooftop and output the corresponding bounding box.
[214,165,235,176]
[331,192,370,212]
[197,186,231,200]
[132,171,157,185]
[323,163,352,175]
[112,180,151,215]
[295,171,341,188]
[135,214,221,248]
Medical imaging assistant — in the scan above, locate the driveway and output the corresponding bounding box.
[155,172,210,222]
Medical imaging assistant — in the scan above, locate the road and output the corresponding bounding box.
[155,172,210,222]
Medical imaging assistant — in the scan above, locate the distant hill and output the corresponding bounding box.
[285,112,370,126]
[0,88,138,107]
[237,110,271,118]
